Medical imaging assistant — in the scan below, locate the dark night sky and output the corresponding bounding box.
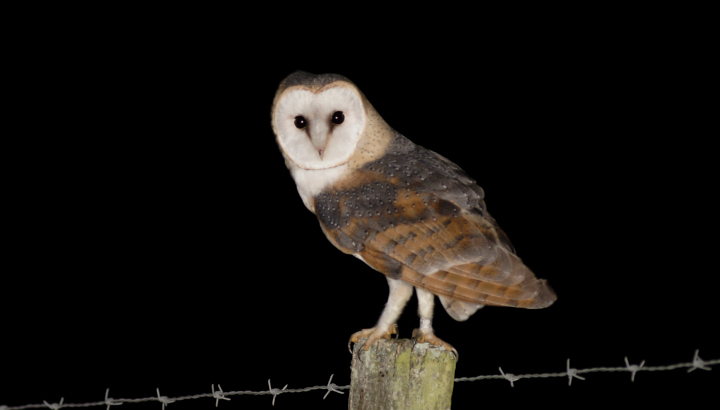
[3,9,717,410]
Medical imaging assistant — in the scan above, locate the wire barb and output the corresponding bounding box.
[624,357,645,382]
[104,389,122,410]
[498,367,521,387]
[268,379,287,406]
[43,398,64,409]
[323,374,345,400]
[566,359,585,386]
[211,384,230,407]
[156,388,175,410]
[687,349,711,373]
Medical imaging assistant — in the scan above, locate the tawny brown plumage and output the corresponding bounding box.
[316,160,555,310]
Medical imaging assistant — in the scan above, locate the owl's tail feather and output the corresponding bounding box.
[438,296,483,321]
[401,266,557,310]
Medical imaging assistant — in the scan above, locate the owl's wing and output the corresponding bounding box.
[316,136,556,316]
[350,198,555,310]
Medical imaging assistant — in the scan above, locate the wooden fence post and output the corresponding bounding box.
[349,338,457,409]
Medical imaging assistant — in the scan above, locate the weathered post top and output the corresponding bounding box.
[349,338,457,410]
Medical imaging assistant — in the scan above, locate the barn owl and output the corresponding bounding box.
[271,71,556,356]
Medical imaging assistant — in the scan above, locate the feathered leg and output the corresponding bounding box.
[413,287,458,357]
[349,278,413,352]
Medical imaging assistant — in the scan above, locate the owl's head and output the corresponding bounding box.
[271,71,368,170]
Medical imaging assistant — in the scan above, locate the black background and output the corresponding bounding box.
[2,6,717,409]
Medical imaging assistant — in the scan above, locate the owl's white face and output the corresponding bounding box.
[273,85,366,170]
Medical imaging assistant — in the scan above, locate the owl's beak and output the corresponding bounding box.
[310,134,328,159]
[312,139,326,159]
[309,122,329,160]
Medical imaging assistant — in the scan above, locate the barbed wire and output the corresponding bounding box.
[1,349,715,409]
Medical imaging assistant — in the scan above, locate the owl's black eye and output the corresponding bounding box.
[294,116,307,129]
[331,111,345,125]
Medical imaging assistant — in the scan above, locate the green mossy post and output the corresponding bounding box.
[349,338,457,410]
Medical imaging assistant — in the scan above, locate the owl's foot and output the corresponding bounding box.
[348,324,398,354]
[412,328,458,358]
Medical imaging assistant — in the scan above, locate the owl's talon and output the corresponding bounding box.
[348,324,398,358]
[411,328,458,359]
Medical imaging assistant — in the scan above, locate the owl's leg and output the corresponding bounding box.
[349,278,413,353]
[413,287,458,357]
